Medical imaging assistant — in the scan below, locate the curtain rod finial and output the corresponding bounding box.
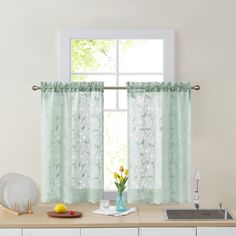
[193,85,200,90]
[32,85,39,91]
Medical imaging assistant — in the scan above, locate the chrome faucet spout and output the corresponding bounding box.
[194,169,200,210]
[194,201,200,210]
[219,201,223,210]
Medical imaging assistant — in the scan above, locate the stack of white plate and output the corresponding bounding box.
[0,173,38,211]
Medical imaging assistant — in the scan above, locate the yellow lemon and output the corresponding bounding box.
[54,203,68,213]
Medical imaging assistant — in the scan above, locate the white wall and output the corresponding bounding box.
[0,0,236,206]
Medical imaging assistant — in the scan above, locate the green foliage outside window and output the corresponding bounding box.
[71,39,137,79]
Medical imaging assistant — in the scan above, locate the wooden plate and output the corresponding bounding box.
[47,211,83,218]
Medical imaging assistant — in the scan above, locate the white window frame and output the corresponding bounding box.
[60,29,174,82]
[59,29,174,199]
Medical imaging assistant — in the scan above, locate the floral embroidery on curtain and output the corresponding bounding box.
[127,82,191,204]
[41,82,104,203]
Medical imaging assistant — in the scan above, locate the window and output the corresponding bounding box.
[60,29,174,194]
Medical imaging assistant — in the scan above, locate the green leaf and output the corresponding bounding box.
[123,177,128,186]
[114,182,119,190]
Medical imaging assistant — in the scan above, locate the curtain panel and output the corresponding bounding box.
[41,82,104,203]
[127,82,191,204]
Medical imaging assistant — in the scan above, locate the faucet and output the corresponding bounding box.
[219,201,223,210]
[194,169,200,210]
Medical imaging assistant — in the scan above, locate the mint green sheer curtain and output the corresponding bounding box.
[41,82,104,203]
[127,82,191,204]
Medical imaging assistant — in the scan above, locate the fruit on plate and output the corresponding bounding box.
[54,203,68,213]
[69,210,75,215]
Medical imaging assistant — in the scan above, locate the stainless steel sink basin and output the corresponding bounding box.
[163,209,235,220]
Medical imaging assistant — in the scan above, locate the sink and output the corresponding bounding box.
[163,209,235,220]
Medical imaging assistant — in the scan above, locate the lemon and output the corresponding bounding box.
[54,203,68,213]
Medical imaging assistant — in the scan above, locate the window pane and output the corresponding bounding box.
[71,39,116,73]
[71,75,116,86]
[104,91,117,110]
[119,39,164,73]
[104,112,127,190]
[118,75,164,109]
[118,90,127,110]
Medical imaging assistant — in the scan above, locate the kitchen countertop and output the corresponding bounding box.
[1,203,236,228]
[0,203,139,228]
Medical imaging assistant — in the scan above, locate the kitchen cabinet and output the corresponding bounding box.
[0,229,21,236]
[5,227,236,236]
[23,228,80,236]
[81,228,138,236]
[140,227,196,236]
[197,227,236,236]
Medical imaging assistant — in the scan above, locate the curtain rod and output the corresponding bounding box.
[32,85,200,91]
